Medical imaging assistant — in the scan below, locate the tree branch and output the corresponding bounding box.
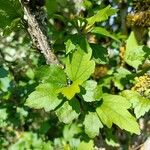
[20,0,60,65]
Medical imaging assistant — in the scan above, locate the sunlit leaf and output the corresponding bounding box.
[36,65,67,88]
[87,5,117,27]
[65,39,76,54]
[56,99,80,123]
[65,47,95,83]
[26,84,62,111]
[78,140,94,150]
[82,80,102,102]
[58,81,80,100]
[125,32,150,69]
[96,94,140,134]
[83,112,103,138]
[91,27,120,42]
[122,90,150,118]
[113,67,132,90]
[60,45,95,100]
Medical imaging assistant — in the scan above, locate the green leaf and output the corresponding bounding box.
[87,5,118,26]
[58,81,80,100]
[0,0,22,31]
[36,65,67,88]
[9,132,53,150]
[78,140,94,150]
[83,112,103,138]
[46,0,57,16]
[126,31,138,50]
[125,46,146,69]
[65,39,76,54]
[82,80,102,102]
[113,67,131,90]
[0,67,8,78]
[65,35,93,54]
[0,76,12,92]
[91,27,120,42]
[56,99,80,124]
[60,45,95,100]
[96,94,140,134]
[125,32,150,69]
[3,18,21,36]
[121,90,150,118]
[63,123,81,141]
[0,108,8,127]
[65,47,95,83]
[25,84,62,111]
[26,68,35,79]
[90,44,108,64]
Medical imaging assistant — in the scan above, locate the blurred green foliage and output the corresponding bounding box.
[0,0,150,149]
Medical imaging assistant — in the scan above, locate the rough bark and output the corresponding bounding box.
[20,0,60,65]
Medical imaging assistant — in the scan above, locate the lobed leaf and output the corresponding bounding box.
[82,80,103,102]
[124,32,150,69]
[96,94,140,134]
[87,5,118,27]
[36,65,67,88]
[113,67,132,90]
[78,140,94,150]
[90,44,108,64]
[57,81,80,100]
[56,99,80,124]
[122,90,150,118]
[59,45,95,100]
[25,84,62,111]
[65,39,76,54]
[65,47,95,83]
[83,112,103,138]
[91,27,120,42]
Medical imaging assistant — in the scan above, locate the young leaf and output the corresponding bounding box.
[65,47,95,83]
[63,123,81,141]
[57,81,80,100]
[126,31,138,50]
[113,67,131,90]
[65,39,76,54]
[86,5,117,27]
[25,84,62,111]
[83,112,103,138]
[36,65,67,88]
[96,94,140,134]
[82,80,102,102]
[91,27,120,42]
[66,35,92,53]
[59,46,95,100]
[124,32,150,69]
[56,99,80,124]
[78,140,94,150]
[121,90,150,118]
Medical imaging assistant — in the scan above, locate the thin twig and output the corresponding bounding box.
[133,143,144,150]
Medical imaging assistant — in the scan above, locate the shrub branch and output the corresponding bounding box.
[20,0,59,65]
